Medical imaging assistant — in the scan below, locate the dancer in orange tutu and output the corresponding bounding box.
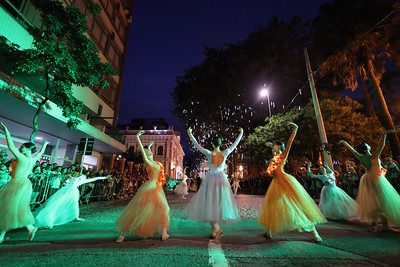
[0,122,48,243]
[115,130,170,242]
[258,122,326,242]
[340,129,400,230]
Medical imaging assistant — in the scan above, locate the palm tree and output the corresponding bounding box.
[319,5,400,156]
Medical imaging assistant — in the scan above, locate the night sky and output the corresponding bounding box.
[118,0,331,131]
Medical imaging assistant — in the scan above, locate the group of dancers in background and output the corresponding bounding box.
[0,120,400,244]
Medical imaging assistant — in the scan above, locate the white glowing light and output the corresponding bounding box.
[260,88,269,98]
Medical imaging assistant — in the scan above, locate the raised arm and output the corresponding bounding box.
[306,162,327,181]
[282,122,298,160]
[0,122,23,159]
[372,131,388,158]
[225,128,244,155]
[339,140,363,160]
[33,141,49,162]
[187,128,210,156]
[136,130,153,166]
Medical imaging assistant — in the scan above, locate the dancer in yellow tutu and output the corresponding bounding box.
[115,130,170,242]
[258,122,326,242]
[340,129,400,230]
[0,122,48,243]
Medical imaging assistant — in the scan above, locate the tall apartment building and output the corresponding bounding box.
[0,0,133,169]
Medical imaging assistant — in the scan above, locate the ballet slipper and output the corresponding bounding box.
[29,227,38,241]
[116,235,125,243]
[313,232,322,243]
[75,217,85,222]
[263,231,272,239]
[161,233,169,241]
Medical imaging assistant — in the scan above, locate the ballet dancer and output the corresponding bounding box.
[33,173,109,230]
[340,129,400,230]
[0,122,48,243]
[174,169,189,199]
[306,161,358,220]
[185,127,243,241]
[116,131,170,242]
[258,122,326,242]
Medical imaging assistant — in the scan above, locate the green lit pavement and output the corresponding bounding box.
[0,193,399,266]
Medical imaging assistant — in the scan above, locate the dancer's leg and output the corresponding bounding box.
[27,225,37,241]
[116,233,126,243]
[311,227,322,242]
[263,229,272,239]
[0,231,6,243]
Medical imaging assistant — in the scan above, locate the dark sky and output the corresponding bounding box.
[118,0,331,130]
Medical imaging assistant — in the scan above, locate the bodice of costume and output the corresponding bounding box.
[368,157,387,177]
[267,154,285,176]
[207,152,228,173]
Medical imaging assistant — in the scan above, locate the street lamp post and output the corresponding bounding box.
[260,84,272,117]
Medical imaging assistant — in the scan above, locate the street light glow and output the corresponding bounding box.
[260,88,269,98]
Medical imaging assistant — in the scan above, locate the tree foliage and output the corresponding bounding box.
[173,17,309,149]
[0,0,115,141]
[244,96,384,167]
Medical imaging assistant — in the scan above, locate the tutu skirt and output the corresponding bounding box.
[174,180,188,196]
[319,185,357,220]
[115,180,170,237]
[357,172,400,225]
[34,185,79,228]
[185,171,240,223]
[0,177,34,231]
[259,172,326,234]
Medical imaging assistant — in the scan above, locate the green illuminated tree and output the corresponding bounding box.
[0,0,115,142]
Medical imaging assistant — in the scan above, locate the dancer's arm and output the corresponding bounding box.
[283,122,298,160]
[136,130,156,167]
[339,140,363,160]
[0,122,23,159]
[77,175,109,186]
[187,128,211,156]
[225,128,244,155]
[33,141,49,162]
[372,131,388,158]
[306,162,326,182]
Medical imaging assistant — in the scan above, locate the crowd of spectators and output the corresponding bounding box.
[0,149,150,210]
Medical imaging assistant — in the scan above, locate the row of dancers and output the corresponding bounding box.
[1,121,400,244]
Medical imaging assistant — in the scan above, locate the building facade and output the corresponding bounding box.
[120,119,185,179]
[0,0,133,168]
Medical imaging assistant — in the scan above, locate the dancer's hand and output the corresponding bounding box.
[288,122,298,129]
[187,127,193,134]
[338,140,346,146]
[136,130,145,137]
[44,140,49,145]
[239,127,244,134]
[306,161,312,168]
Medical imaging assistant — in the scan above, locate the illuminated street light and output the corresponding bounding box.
[260,84,272,117]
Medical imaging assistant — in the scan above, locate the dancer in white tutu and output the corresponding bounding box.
[0,122,48,243]
[33,174,108,230]
[306,161,358,221]
[185,127,243,240]
[174,171,189,199]
[340,129,400,230]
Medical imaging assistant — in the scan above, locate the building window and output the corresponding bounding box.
[157,146,164,156]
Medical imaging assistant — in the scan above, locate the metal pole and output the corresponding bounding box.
[303,47,334,170]
[80,138,88,175]
[51,138,60,164]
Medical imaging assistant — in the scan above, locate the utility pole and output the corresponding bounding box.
[304,47,334,170]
